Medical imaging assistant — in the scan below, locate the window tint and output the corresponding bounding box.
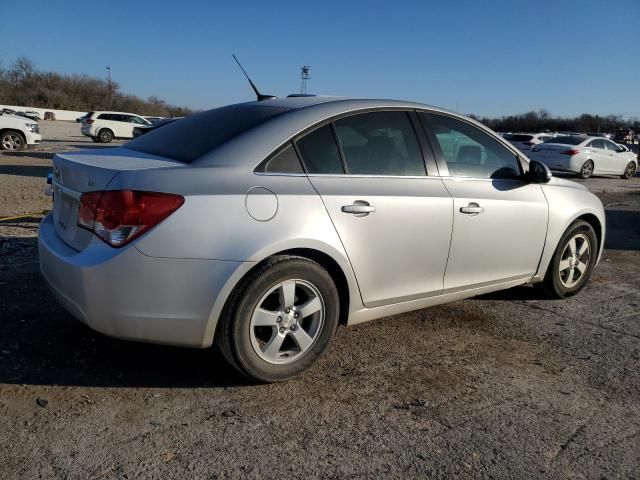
[258,143,304,173]
[127,104,289,163]
[507,134,534,142]
[296,125,344,174]
[604,140,621,151]
[334,111,426,176]
[98,113,114,121]
[589,139,605,149]
[421,113,521,179]
[550,136,584,145]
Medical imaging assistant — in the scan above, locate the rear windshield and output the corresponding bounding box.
[505,134,533,142]
[127,103,289,163]
[545,136,584,145]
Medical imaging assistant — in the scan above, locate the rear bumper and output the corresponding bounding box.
[38,214,243,347]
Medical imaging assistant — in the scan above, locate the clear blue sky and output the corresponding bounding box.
[2,0,639,118]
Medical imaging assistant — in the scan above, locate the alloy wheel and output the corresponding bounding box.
[1,134,23,151]
[624,162,636,179]
[249,279,325,365]
[558,233,591,288]
[581,161,593,178]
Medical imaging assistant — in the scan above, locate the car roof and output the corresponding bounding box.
[192,96,497,167]
[93,111,143,116]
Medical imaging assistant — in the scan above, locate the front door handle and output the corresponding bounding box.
[460,202,484,215]
[342,200,375,217]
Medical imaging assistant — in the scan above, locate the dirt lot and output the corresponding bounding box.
[1,122,640,479]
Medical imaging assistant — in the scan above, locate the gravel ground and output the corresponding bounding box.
[1,122,639,479]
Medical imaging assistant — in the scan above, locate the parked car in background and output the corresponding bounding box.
[25,111,40,120]
[587,132,612,139]
[613,129,636,144]
[529,135,637,179]
[0,110,41,150]
[132,117,179,138]
[40,96,605,382]
[2,108,16,115]
[44,111,56,121]
[504,133,556,151]
[81,111,151,143]
[76,114,88,123]
[143,116,165,124]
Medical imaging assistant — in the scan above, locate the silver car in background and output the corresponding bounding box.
[39,97,605,382]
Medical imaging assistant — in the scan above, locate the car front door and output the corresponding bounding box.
[419,112,548,292]
[603,139,627,174]
[296,111,453,308]
[124,115,148,138]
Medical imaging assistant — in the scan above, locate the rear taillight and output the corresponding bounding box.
[85,119,94,124]
[78,190,184,247]
[560,149,580,156]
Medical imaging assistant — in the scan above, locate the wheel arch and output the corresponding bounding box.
[576,213,602,254]
[0,128,26,145]
[201,244,359,348]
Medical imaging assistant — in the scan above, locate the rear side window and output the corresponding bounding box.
[421,112,521,180]
[256,143,304,173]
[334,111,426,176]
[98,113,114,121]
[296,125,344,174]
[588,139,605,149]
[127,104,289,163]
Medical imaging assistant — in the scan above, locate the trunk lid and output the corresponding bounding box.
[51,147,185,251]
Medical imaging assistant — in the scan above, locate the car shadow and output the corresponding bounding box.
[605,209,640,251]
[0,164,51,178]
[0,235,250,389]
[1,151,55,160]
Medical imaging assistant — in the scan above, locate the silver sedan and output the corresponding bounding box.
[39,97,605,382]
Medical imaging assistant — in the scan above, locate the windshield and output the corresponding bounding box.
[127,103,289,163]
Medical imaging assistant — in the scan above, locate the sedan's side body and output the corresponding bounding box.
[39,97,606,381]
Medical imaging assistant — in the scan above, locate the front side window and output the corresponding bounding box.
[420,113,521,179]
[333,111,426,176]
[604,140,621,151]
[296,125,344,174]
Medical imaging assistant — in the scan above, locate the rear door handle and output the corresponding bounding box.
[460,202,484,215]
[342,200,375,216]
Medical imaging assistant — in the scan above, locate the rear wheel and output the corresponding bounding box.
[216,256,339,383]
[578,160,594,179]
[97,129,114,143]
[621,161,637,179]
[0,130,26,151]
[542,220,598,298]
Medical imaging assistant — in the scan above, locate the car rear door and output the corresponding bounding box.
[418,112,548,291]
[296,110,453,308]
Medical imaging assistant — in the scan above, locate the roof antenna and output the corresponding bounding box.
[232,54,276,101]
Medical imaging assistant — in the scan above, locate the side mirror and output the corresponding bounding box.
[528,160,552,183]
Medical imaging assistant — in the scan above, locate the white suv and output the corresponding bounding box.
[0,112,41,151]
[81,111,151,143]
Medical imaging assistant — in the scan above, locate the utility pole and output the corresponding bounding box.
[300,66,310,95]
[106,65,112,109]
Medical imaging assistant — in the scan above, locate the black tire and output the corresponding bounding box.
[216,256,340,383]
[90,137,100,143]
[542,220,598,299]
[621,161,637,179]
[97,128,114,143]
[578,160,594,179]
[0,130,27,151]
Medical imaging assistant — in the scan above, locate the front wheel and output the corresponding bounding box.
[216,256,340,383]
[578,160,594,179]
[621,161,637,179]
[542,220,598,299]
[0,130,26,151]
